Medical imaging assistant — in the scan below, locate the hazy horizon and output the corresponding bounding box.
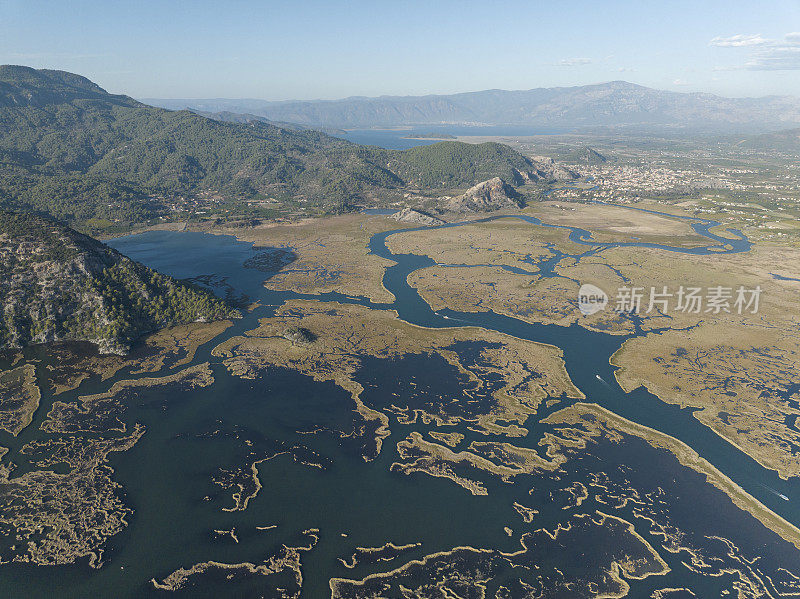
[135,79,800,103]
[2,0,800,100]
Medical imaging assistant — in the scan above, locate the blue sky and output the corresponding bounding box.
[1,0,799,99]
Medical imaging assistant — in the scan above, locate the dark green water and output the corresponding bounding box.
[0,212,798,598]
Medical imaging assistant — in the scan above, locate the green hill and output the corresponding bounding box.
[0,209,237,354]
[389,141,548,188]
[0,66,572,229]
[736,127,800,152]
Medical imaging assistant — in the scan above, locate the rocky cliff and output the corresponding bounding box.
[0,211,237,354]
[445,178,525,213]
[390,208,446,226]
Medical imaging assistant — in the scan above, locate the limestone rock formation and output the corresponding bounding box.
[445,178,525,213]
[390,208,446,226]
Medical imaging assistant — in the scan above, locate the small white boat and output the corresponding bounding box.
[758,482,790,501]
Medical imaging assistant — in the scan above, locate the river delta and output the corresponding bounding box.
[1,201,799,598]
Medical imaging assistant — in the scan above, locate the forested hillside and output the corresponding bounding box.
[0,209,237,354]
[0,66,571,229]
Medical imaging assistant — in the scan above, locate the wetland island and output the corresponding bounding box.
[3,33,800,599]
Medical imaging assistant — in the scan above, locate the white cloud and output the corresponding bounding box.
[710,32,800,71]
[709,34,771,47]
[555,58,592,67]
[745,46,800,71]
[672,78,690,86]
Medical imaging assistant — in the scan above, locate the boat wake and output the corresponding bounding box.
[756,481,790,501]
[595,374,612,389]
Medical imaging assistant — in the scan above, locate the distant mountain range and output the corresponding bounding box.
[188,109,346,135]
[144,82,800,132]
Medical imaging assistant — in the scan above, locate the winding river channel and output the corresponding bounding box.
[367,209,791,515]
[1,203,797,598]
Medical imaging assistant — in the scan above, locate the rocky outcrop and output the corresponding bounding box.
[445,178,525,213]
[525,157,580,182]
[390,208,445,226]
[283,326,317,344]
[0,210,237,354]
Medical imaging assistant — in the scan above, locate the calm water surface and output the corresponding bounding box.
[1,207,797,598]
[335,125,569,150]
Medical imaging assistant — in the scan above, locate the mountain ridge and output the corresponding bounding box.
[144,81,800,132]
[0,65,571,228]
